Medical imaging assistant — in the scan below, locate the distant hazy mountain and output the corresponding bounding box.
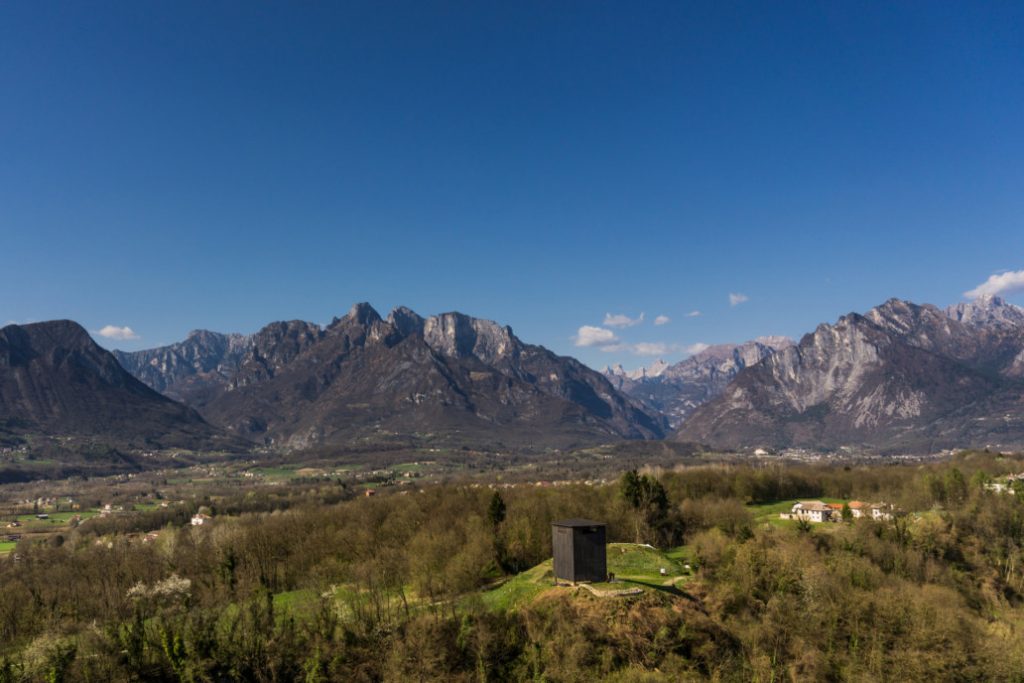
[605,337,794,426]
[0,321,231,449]
[113,330,252,405]
[120,304,666,450]
[675,296,1024,452]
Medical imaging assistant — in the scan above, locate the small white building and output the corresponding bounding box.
[787,501,833,523]
[869,504,893,521]
[190,513,211,526]
[848,501,869,519]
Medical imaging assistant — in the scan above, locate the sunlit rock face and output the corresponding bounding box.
[675,297,1024,453]
[117,303,666,450]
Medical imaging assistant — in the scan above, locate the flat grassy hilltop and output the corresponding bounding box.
[482,543,693,611]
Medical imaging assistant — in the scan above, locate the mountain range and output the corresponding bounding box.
[6,296,1024,458]
[675,296,1024,452]
[604,336,794,426]
[113,303,666,450]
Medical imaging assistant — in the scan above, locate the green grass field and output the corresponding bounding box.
[482,543,690,611]
[273,588,318,613]
[748,498,849,529]
[250,466,300,480]
[390,462,425,473]
[0,540,17,555]
[12,511,96,531]
[481,561,556,611]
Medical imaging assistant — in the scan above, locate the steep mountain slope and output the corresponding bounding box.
[0,321,232,449]
[675,297,1024,452]
[125,304,665,449]
[113,330,252,405]
[605,337,793,426]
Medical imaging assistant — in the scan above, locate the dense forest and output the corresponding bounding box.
[3,451,1024,681]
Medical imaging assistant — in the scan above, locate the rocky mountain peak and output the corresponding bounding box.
[345,302,383,326]
[947,295,1024,327]
[604,363,627,377]
[387,306,426,337]
[422,312,517,364]
[675,295,1024,452]
[646,359,670,377]
[753,335,795,350]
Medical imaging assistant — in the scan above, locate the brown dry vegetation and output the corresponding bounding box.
[2,450,1024,680]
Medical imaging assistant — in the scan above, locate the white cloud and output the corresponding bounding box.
[574,325,618,347]
[653,315,670,326]
[686,310,701,317]
[631,342,671,356]
[598,340,707,357]
[965,270,1024,299]
[729,293,749,307]
[96,325,140,341]
[603,312,644,328]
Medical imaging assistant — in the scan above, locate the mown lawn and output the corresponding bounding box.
[0,540,17,555]
[482,543,691,611]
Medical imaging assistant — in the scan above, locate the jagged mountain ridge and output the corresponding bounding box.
[119,304,666,449]
[113,330,252,405]
[674,296,1024,452]
[604,337,794,426]
[0,321,233,449]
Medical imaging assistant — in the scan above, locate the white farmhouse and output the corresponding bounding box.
[788,501,832,523]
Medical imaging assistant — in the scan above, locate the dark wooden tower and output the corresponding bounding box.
[551,519,607,584]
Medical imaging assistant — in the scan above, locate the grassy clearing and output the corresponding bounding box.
[12,510,99,530]
[482,543,690,611]
[273,588,318,614]
[607,543,681,581]
[0,540,17,555]
[482,561,555,611]
[749,498,846,522]
[748,498,863,531]
[250,466,298,480]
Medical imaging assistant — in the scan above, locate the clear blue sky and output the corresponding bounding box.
[3,2,1023,369]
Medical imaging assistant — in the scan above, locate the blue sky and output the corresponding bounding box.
[2,2,1023,369]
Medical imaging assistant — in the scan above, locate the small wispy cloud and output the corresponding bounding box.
[603,312,645,328]
[574,325,618,347]
[596,340,708,357]
[965,270,1024,299]
[631,342,672,356]
[96,325,140,341]
[728,293,749,307]
[686,310,701,317]
[653,315,670,326]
